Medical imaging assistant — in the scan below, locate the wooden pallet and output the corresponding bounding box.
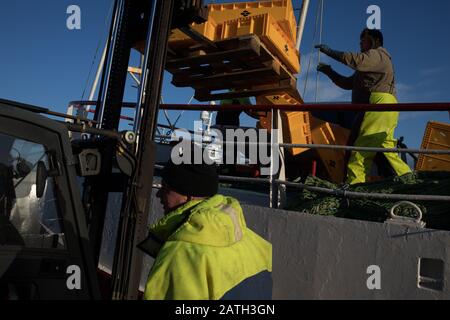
[166,35,298,101]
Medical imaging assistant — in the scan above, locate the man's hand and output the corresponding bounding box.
[315,44,332,55]
[315,44,344,62]
[317,63,333,75]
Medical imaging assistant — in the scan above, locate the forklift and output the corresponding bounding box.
[0,0,207,300]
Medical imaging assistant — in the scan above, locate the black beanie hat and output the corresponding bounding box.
[161,157,219,197]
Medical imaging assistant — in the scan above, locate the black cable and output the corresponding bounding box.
[80,2,115,102]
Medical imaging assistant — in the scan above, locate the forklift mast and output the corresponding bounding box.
[82,0,207,299]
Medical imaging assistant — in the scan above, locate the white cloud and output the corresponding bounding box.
[399,112,424,121]
[396,82,446,103]
[396,83,414,92]
[299,51,332,79]
[418,67,444,77]
[396,82,417,102]
[399,111,448,122]
[411,68,445,91]
[299,77,351,102]
[298,51,349,102]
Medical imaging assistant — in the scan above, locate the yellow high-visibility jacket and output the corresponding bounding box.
[143,194,273,300]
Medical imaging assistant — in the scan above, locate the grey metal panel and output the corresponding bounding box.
[242,205,450,300]
[0,104,69,137]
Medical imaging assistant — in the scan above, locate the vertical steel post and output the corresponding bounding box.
[296,0,310,51]
[270,109,287,208]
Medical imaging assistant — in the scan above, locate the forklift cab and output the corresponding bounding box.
[0,0,208,300]
[0,102,99,300]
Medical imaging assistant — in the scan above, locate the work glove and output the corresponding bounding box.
[315,44,344,62]
[317,63,333,76]
[314,44,332,55]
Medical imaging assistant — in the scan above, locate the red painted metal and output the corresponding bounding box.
[159,103,450,112]
[69,100,450,112]
[311,160,317,177]
[72,106,134,121]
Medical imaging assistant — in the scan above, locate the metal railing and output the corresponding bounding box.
[158,102,450,208]
[68,100,450,209]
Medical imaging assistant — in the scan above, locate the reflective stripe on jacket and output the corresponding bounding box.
[143,194,273,300]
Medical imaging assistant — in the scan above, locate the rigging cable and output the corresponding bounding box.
[171,95,194,129]
[302,0,322,100]
[314,0,324,102]
[80,2,115,103]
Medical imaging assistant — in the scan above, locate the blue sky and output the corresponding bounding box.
[0,0,448,149]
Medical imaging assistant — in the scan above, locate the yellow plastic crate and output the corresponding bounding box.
[208,0,297,42]
[281,111,311,155]
[416,121,450,171]
[167,1,300,74]
[168,17,219,51]
[254,92,352,182]
[310,117,350,183]
[255,93,310,156]
[173,21,218,41]
[219,13,300,73]
[255,112,311,156]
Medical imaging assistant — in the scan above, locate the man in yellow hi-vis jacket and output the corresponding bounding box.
[140,148,272,300]
[316,28,411,184]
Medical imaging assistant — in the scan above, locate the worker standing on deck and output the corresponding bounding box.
[315,28,411,184]
[215,96,253,176]
[141,147,272,300]
[216,97,252,127]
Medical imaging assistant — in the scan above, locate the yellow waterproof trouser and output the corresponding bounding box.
[346,92,412,184]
